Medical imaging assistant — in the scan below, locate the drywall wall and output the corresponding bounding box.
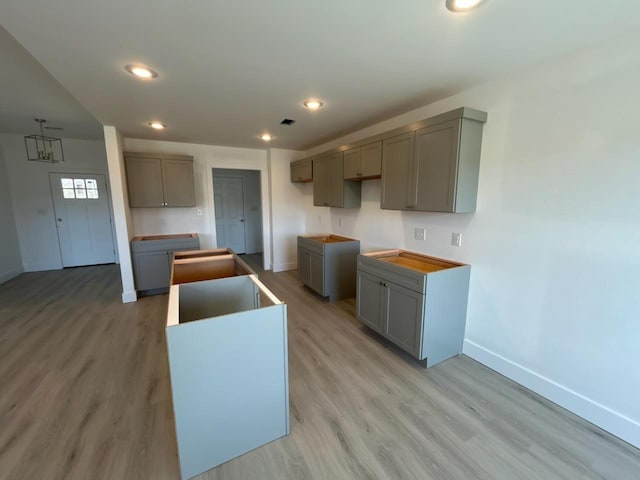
[0,143,23,284]
[123,138,272,270]
[0,133,114,272]
[302,32,640,447]
[268,149,305,272]
[212,168,262,254]
[104,126,136,303]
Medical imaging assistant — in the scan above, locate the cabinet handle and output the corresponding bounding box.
[357,172,363,177]
[324,202,329,206]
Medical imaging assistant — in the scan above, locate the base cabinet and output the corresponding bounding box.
[297,235,360,302]
[131,234,200,294]
[356,251,470,367]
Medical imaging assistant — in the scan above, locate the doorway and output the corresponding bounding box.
[212,169,263,255]
[49,173,116,267]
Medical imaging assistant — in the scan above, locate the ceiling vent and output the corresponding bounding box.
[280,118,296,126]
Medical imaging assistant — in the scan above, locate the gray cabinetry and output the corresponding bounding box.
[125,152,195,208]
[297,235,360,302]
[290,159,312,183]
[344,141,382,180]
[382,109,486,213]
[356,250,470,367]
[131,234,200,294]
[313,153,361,208]
[381,132,415,210]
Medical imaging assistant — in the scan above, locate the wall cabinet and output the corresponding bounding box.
[381,112,485,213]
[131,233,200,294]
[356,250,470,367]
[312,153,361,208]
[297,235,360,302]
[343,141,382,180]
[290,158,313,183]
[125,152,195,208]
[380,132,415,210]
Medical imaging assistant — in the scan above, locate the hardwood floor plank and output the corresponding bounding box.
[1,259,638,479]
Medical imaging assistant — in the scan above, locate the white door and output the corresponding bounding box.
[50,173,116,267]
[213,176,246,254]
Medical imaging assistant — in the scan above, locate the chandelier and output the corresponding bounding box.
[24,118,64,163]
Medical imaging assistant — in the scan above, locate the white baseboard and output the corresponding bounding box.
[272,262,296,273]
[121,290,138,303]
[463,340,640,448]
[0,268,23,285]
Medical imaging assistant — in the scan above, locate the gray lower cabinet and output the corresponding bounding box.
[131,234,200,294]
[356,250,470,367]
[313,153,361,208]
[297,235,360,302]
[125,152,196,208]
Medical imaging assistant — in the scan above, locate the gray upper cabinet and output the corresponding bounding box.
[313,153,361,208]
[381,132,415,210]
[290,159,312,183]
[344,141,382,180]
[125,152,195,208]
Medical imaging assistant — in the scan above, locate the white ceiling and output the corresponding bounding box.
[1,0,639,150]
[0,26,102,140]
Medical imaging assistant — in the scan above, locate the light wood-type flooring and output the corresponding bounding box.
[1,257,638,479]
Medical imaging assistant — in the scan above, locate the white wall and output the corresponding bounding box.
[0,133,113,271]
[0,143,23,283]
[123,138,272,270]
[104,126,136,303]
[212,168,262,254]
[301,33,640,447]
[268,149,305,272]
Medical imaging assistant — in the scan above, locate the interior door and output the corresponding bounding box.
[213,176,247,254]
[50,173,116,267]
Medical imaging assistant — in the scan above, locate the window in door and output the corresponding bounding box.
[61,177,100,199]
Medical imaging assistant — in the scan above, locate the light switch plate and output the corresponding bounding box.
[414,227,427,241]
[451,232,462,247]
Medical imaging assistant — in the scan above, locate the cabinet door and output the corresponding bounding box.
[126,157,165,208]
[327,152,344,207]
[313,157,329,206]
[381,132,414,210]
[360,141,382,178]
[298,248,311,286]
[356,271,384,333]
[413,120,460,212]
[134,250,172,290]
[384,282,424,357]
[291,160,312,182]
[309,252,324,295]
[343,148,361,180]
[162,159,196,207]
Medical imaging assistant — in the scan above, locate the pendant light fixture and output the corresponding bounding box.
[24,118,65,163]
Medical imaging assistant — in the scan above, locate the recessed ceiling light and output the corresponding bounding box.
[260,133,273,141]
[303,99,324,110]
[125,64,159,79]
[445,0,485,12]
[148,122,166,130]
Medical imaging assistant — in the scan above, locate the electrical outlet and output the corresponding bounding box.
[339,217,344,228]
[451,232,462,247]
[414,227,427,241]
[318,215,322,225]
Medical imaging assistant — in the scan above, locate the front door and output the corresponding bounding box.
[213,176,246,254]
[49,173,116,267]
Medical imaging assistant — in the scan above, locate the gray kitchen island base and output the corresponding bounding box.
[166,275,289,479]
